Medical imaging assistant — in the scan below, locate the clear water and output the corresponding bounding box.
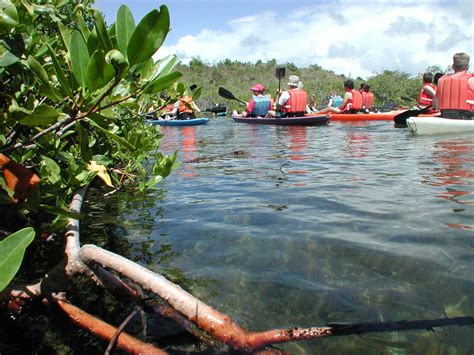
[84,118,474,353]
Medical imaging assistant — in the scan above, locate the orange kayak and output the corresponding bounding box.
[328,111,403,121]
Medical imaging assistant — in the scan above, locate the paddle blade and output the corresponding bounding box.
[218,87,236,100]
[393,106,432,125]
[276,66,286,80]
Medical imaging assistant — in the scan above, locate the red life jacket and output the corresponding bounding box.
[282,89,308,113]
[437,72,474,111]
[417,83,436,106]
[341,89,362,111]
[365,92,374,109]
[361,91,368,108]
[178,96,194,114]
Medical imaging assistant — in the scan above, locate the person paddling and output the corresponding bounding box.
[316,79,362,114]
[417,72,437,113]
[276,75,308,117]
[434,52,474,120]
[234,83,273,118]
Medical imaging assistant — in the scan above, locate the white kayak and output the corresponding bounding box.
[406,116,474,135]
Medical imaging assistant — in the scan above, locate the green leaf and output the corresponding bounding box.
[46,44,73,97]
[85,118,136,151]
[19,105,61,127]
[77,122,92,162]
[0,0,19,27]
[86,30,98,54]
[70,31,90,91]
[116,5,135,56]
[39,205,81,219]
[93,9,113,52]
[0,43,19,66]
[143,71,182,94]
[27,55,62,101]
[86,49,114,92]
[191,86,202,100]
[58,23,71,52]
[146,54,177,81]
[0,228,35,292]
[127,5,170,67]
[76,12,90,40]
[40,156,61,184]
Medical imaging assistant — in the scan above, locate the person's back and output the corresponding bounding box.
[417,72,437,111]
[278,75,308,117]
[364,85,374,111]
[435,52,474,120]
[328,90,343,108]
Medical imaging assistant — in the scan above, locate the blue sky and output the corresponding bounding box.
[93,0,474,79]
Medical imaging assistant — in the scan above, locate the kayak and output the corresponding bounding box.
[146,117,210,126]
[406,117,474,135]
[232,114,329,126]
[329,111,403,121]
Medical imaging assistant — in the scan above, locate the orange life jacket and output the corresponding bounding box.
[417,83,436,106]
[341,89,362,111]
[178,96,194,114]
[282,89,308,113]
[365,92,374,109]
[437,72,474,111]
[361,91,368,108]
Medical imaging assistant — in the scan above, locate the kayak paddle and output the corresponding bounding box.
[203,106,227,113]
[394,106,432,126]
[218,87,247,106]
[276,66,286,93]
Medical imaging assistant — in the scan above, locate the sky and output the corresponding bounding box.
[93,0,474,79]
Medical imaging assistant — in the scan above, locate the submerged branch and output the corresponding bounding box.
[79,244,474,352]
[52,296,166,354]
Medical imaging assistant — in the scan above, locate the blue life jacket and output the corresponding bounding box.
[252,95,270,116]
[331,95,343,108]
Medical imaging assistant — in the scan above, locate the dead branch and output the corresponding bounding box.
[53,296,166,354]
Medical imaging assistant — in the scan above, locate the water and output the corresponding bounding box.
[83,118,474,353]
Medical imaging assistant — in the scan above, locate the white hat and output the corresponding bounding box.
[288,75,300,87]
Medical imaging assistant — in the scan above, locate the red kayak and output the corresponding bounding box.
[329,111,404,121]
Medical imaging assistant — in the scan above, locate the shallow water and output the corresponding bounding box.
[84,118,474,353]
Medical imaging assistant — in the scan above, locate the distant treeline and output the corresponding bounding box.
[176,58,447,110]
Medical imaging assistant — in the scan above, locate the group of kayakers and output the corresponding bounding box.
[147,92,202,121]
[417,52,473,120]
[150,52,473,121]
[233,74,376,119]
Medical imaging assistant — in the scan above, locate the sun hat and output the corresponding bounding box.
[287,75,300,87]
[250,83,265,92]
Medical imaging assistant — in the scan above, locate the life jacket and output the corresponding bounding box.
[437,72,474,111]
[365,92,374,109]
[361,91,368,108]
[417,83,436,106]
[330,95,343,108]
[282,89,308,113]
[250,95,271,116]
[341,90,362,111]
[178,96,194,114]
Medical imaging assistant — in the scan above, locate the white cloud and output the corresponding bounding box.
[156,1,473,79]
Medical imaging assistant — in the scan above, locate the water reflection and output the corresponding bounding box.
[81,120,474,353]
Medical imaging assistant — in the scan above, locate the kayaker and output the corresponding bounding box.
[316,79,363,114]
[363,84,375,112]
[234,83,273,118]
[417,72,437,112]
[433,72,444,85]
[167,94,201,120]
[434,52,474,120]
[275,75,308,117]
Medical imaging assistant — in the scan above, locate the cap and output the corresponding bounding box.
[250,83,265,92]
